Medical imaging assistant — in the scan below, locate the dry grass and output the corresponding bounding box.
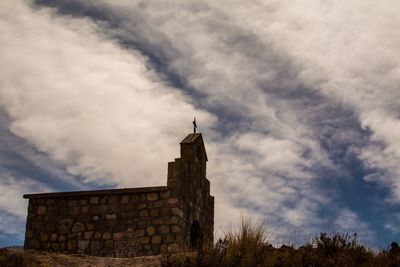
[0,248,44,267]
[162,218,400,267]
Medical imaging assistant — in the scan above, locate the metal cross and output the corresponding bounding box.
[193,117,197,134]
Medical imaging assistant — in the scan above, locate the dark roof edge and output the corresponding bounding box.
[23,186,168,199]
[180,133,208,161]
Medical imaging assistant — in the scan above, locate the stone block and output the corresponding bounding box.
[50,233,58,242]
[41,242,50,249]
[127,211,138,218]
[147,193,159,201]
[67,240,77,251]
[151,235,161,244]
[151,244,161,254]
[46,199,56,206]
[131,195,140,203]
[84,231,93,239]
[98,205,108,213]
[47,207,59,216]
[70,206,80,216]
[160,244,168,253]
[137,203,146,209]
[110,205,120,213]
[171,225,180,233]
[58,235,66,242]
[72,222,84,233]
[90,196,99,204]
[160,191,171,199]
[121,195,129,204]
[40,233,49,242]
[158,225,170,234]
[26,231,34,238]
[160,208,170,217]
[114,240,125,249]
[37,206,46,215]
[46,223,56,233]
[136,229,145,237]
[138,221,147,228]
[68,200,78,207]
[150,209,159,217]
[113,232,123,240]
[105,240,114,249]
[126,230,135,239]
[167,198,178,205]
[108,196,118,204]
[102,232,111,240]
[153,218,164,225]
[81,206,90,214]
[91,240,102,250]
[79,199,88,205]
[51,242,59,251]
[154,201,163,208]
[146,226,155,236]
[94,232,102,239]
[139,210,149,218]
[163,233,175,243]
[168,243,178,253]
[139,237,150,245]
[105,214,117,220]
[60,207,68,215]
[78,240,90,253]
[166,216,179,225]
[171,208,183,218]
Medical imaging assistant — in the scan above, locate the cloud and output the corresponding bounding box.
[0,0,215,190]
[0,172,51,240]
[2,0,400,246]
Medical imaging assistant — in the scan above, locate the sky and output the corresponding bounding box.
[1,0,400,248]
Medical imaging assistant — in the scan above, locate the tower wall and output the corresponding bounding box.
[167,134,214,248]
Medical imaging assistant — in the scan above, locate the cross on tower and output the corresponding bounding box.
[193,117,197,134]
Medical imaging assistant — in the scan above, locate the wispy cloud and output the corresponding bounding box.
[1,0,400,246]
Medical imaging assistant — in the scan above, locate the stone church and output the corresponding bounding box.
[23,132,214,257]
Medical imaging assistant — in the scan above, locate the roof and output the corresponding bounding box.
[180,133,208,161]
[23,186,168,199]
[180,133,202,144]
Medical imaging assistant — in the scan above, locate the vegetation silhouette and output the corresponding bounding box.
[162,218,400,267]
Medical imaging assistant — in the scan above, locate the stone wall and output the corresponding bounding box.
[24,187,184,257]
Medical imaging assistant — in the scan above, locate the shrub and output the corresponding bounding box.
[0,248,44,267]
[161,218,400,267]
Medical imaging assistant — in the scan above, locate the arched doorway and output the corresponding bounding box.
[190,220,203,249]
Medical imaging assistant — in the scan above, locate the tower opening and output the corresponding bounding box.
[190,220,203,249]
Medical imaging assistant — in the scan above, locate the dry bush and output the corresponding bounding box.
[161,218,400,267]
[0,248,44,267]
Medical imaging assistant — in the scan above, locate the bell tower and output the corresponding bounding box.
[167,133,214,248]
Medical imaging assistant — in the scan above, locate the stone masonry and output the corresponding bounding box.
[23,133,214,257]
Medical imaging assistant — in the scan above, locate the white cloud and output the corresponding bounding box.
[0,0,215,190]
[0,173,50,217]
[3,0,400,244]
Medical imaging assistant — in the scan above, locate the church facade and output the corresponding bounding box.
[23,133,214,257]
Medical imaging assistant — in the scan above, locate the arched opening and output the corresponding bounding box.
[190,220,203,249]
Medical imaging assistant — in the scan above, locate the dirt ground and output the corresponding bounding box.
[35,252,161,267]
